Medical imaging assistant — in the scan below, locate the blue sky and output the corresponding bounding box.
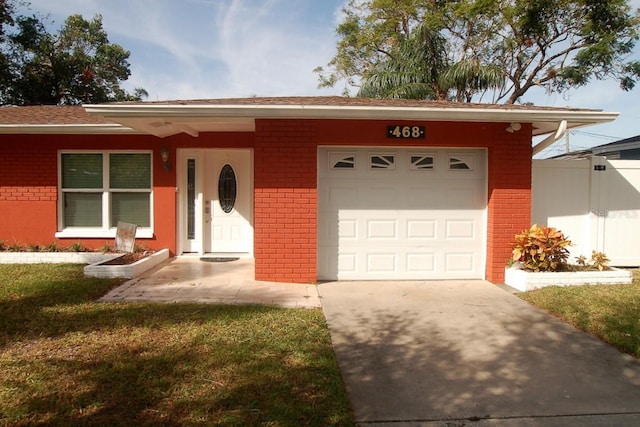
[17,0,640,157]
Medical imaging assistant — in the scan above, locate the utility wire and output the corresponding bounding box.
[570,130,620,141]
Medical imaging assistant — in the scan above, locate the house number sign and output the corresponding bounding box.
[387,125,425,139]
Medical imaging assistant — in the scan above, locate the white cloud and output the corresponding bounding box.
[19,0,344,100]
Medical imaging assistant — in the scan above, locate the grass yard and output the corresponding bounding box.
[0,264,354,426]
[518,270,640,358]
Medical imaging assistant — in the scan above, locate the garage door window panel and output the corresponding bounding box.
[410,154,436,171]
[370,154,395,170]
[329,152,356,169]
[449,154,475,171]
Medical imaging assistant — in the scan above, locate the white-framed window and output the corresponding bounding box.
[56,151,153,238]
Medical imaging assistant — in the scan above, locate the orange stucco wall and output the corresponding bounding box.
[0,120,531,283]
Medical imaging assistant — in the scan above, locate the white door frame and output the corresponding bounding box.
[177,149,254,257]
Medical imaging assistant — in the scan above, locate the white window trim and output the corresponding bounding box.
[56,150,154,238]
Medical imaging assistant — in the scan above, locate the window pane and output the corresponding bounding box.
[61,154,103,188]
[218,164,237,214]
[109,153,151,189]
[111,192,151,227]
[64,193,102,227]
[187,159,196,239]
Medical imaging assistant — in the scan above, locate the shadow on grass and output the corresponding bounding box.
[0,264,353,426]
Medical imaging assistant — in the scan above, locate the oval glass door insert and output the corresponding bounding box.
[218,164,237,213]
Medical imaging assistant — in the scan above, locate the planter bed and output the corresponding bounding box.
[84,248,170,279]
[0,252,121,264]
[505,266,633,292]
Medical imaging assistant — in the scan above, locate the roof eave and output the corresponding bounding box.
[83,103,617,121]
[0,124,139,135]
[83,104,619,137]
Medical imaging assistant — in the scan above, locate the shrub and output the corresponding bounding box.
[44,242,59,252]
[511,224,571,272]
[67,242,87,252]
[576,251,611,271]
[7,242,22,252]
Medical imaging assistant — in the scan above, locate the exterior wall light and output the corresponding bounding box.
[506,122,522,133]
[160,147,171,171]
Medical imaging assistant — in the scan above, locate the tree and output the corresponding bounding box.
[357,22,504,101]
[1,8,146,105]
[317,0,640,104]
[0,0,16,95]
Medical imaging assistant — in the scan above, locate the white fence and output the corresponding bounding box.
[532,157,640,266]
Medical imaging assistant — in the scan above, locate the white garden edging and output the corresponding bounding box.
[0,252,121,264]
[84,249,170,279]
[505,266,632,292]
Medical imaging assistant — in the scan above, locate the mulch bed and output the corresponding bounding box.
[100,251,154,265]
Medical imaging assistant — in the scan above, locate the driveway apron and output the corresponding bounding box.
[318,280,640,426]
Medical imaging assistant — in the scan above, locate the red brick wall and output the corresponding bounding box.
[485,128,532,283]
[0,134,178,251]
[253,119,531,284]
[254,120,318,283]
[0,137,58,245]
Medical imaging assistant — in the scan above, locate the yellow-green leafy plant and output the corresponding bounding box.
[574,251,611,271]
[575,254,589,268]
[589,251,610,271]
[511,224,571,272]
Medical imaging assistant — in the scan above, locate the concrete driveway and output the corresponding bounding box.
[318,280,640,426]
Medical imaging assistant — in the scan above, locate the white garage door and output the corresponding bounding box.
[318,147,486,280]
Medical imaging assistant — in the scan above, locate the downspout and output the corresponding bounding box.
[532,120,568,156]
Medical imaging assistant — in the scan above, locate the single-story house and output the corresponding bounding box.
[549,134,640,160]
[0,97,617,283]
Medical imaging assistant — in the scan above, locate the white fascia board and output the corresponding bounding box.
[84,104,619,128]
[0,124,139,134]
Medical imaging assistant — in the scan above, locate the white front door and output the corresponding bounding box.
[179,149,253,256]
[204,150,252,254]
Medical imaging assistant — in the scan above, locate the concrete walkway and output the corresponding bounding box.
[317,280,640,426]
[99,256,320,308]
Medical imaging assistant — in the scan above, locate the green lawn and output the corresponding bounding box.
[0,264,354,426]
[517,270,640,358]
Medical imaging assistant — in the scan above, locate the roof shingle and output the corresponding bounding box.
[0,105,111,125]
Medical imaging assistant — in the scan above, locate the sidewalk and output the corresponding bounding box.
[99,256,321,308]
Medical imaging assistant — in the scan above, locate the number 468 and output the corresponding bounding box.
[390,125,424,138]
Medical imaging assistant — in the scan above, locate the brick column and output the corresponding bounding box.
[253,119,318,283]
[486,131,532,283]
